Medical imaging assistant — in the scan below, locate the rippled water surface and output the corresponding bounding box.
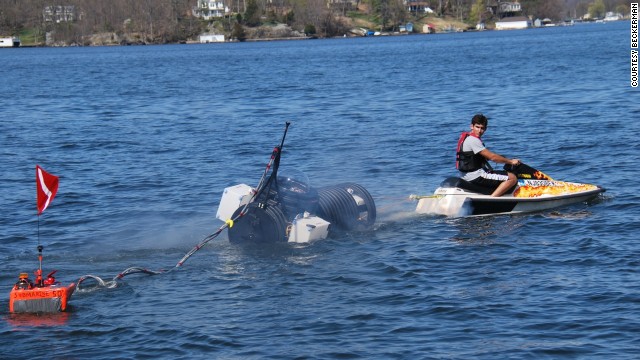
[2,21,639,359]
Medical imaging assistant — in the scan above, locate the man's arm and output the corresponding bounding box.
[479,149,520,166]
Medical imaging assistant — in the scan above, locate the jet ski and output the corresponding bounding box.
[412,163,605,217]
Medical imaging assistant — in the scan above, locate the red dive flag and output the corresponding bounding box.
[36,165,59,215]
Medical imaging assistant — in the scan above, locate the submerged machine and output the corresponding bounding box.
[216,123,376,243]
[412,163,605,217]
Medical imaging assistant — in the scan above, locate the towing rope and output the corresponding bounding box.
[75,144,283,293]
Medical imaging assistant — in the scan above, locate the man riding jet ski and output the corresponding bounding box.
[412,114,605,216]
[456,113,520,197]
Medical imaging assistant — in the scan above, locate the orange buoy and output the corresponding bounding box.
[9,271,76,313]
[9,166,77,314]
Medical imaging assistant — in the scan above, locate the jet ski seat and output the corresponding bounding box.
[440,177,495,195]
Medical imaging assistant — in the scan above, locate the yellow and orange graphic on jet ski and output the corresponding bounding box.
[514,180,599,198]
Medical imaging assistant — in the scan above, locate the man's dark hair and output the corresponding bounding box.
[471,114,488,126]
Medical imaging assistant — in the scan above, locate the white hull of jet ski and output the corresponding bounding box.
[414,177,605,217]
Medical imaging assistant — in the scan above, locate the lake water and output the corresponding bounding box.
[2,21,639,359]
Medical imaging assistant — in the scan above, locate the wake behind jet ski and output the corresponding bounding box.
[412,163,605,217]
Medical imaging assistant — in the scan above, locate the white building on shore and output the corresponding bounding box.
[199,34,225,43]
[0,37,20,47]
[604,12,623,21]
[495,16,531,30]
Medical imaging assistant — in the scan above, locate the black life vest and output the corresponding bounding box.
[456,132,488,172]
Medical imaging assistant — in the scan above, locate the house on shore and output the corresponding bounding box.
[405,1,432,14]
[490,1,531,30]
[43,5,77,23]
[193,0,229,19]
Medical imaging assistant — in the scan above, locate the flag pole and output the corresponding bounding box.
[36,214,43,287]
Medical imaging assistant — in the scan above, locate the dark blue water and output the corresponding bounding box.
[2,21,639,359]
